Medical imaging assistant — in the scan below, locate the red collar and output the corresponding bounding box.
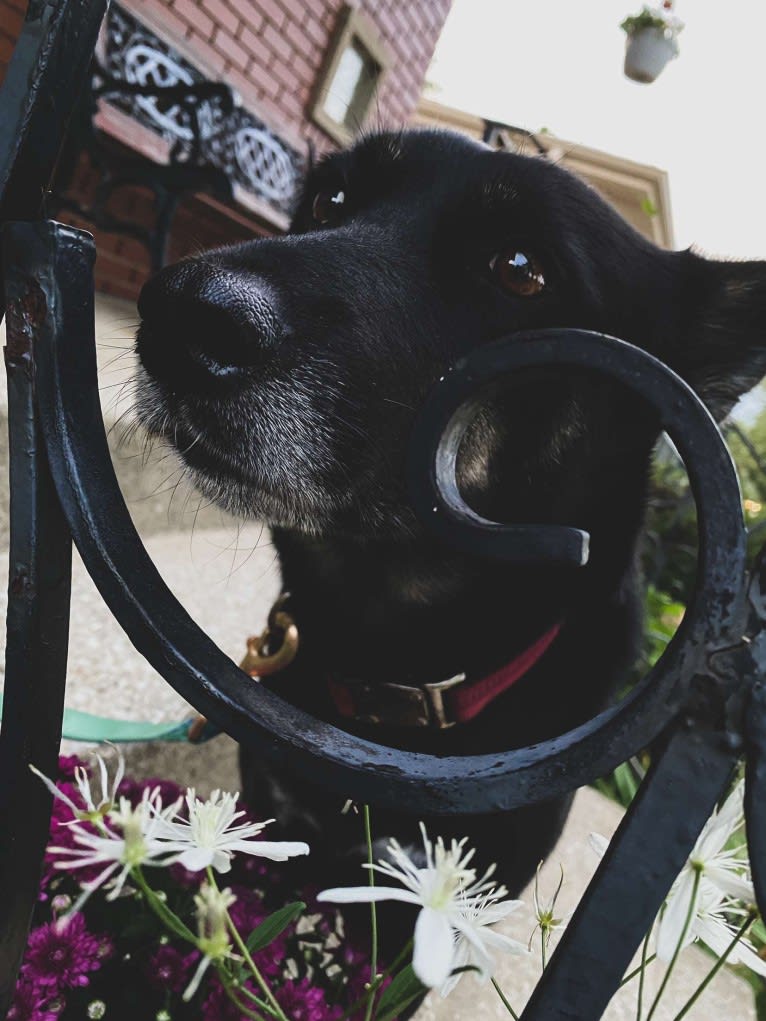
[327,622,561,730]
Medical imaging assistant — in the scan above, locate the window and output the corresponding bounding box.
[312,6,390,145]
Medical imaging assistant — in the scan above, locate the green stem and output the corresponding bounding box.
[337,938,414,1021]
[220,968,269,1020]
[646,870,702,1021]
[206,868,290,1021]
[541,926,548,971]
[672,911,757,1021]
[133,868,196,943]
[363,804,379,1021]
[619,952,656,989]
[635,928,654,1019]
[236,981,282,1017]
[492,977,520,1020]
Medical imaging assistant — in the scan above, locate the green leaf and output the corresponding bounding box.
[640,196,659,218]
[613,761,640,806]
[375,964,427,1021]
[245,901,305,953]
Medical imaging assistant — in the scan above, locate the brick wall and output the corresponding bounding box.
[0,0,453,299]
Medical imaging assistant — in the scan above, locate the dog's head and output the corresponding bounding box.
[136,129,766,553]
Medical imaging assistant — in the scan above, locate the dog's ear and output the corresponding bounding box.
[671,254,766,421]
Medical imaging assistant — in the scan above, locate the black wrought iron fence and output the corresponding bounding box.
[1,4,765,1021]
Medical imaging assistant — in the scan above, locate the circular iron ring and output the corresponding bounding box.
[38,285,746,814]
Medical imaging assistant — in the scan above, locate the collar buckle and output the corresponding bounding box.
[423,673,466,729]
[351,673,466,729]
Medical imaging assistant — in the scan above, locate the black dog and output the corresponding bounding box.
[135,128,766,904]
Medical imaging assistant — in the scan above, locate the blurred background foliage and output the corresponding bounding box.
[594,394,766,1007]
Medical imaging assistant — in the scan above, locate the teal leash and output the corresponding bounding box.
[0,692,220,744]
[0,597,298,746]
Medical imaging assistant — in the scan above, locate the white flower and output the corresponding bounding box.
[50,791,181,917]
[588,832,610,859]
[657,780,754,962]
[30,747,125,823]
[591,782,762,975]
[151,789,310,873]
[439,891,528,997]
[318,823,524,990]
[183,883,236,1001]
[693,890,766,977]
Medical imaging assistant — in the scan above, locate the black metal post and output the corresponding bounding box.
[0,222,76,1015]
[0,0,108,221]
[520,717,739,1020]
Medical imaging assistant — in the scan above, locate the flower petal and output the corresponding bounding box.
[657,874,701,962]
[177,847,216,872]
[229,839,309,861]
[413,907,455,988]
[439,937,471,998]
[588,833,610,859]
[316,886,420,905]
[703,866,754,903]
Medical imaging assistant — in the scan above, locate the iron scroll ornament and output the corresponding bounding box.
[17,219,753,814]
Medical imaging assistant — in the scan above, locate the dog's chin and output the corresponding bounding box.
[133,372,417,540]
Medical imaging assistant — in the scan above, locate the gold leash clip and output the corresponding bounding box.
[188,602,299,742]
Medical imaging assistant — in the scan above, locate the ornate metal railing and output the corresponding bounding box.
[48,2,305,271]
[1,4,765,1020]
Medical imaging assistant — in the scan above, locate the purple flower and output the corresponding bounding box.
[117,776,184,808]
[228,886,267,938]
[201,977,254,1020]
[56,756,82,781]
[253,936,288,981]
[277,979,344,1021]
[168,861,203,889]
[22,914,111,990]
[8,975,65,1021]
[346,962,392,1017]
[147,945,199,994]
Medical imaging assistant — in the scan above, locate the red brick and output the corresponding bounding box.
[0,32,14,63]
[212,27,250,71]
[148,6,193,49]
[262,21,292,63]
[290,50,318,88]
[302,13,329,50]
[275,85,306,121]
[173,0,215,38]
[257,0,287,30]
[189,36,228,73]
[269,50,313,93]
[228,0,263,30]
[283,15,318,59]
[0,2,24,41]
[241,59,282,101]
[202,0,241,36]
[240,23,273,66]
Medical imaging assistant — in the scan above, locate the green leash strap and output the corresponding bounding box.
[0,692,220,744]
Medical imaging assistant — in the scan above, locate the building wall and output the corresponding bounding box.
[0,0,452,298]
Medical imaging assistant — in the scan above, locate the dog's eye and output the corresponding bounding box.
[312,188,346,226]
[489,248,546,297]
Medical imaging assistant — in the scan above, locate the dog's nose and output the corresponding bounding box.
[137,262,281,381]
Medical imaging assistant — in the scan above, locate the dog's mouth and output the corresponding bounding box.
[133,365,347,529]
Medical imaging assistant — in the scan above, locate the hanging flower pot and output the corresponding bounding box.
[620,4,683,84]
[624,26,678,82]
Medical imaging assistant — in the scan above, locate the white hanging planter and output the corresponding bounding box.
[624,26,679,83]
